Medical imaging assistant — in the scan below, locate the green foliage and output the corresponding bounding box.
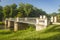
[10,3,17,9]
[49,12,57,16]
[23,3,33,17]
[0,25,60,40]
[3,5,11,18]
[58,8,60,13]
[0,6,3,12]
[10,3,17,17]
[16,12,23,17]
[57,14,60,22]
[0,22,4,25]
[27,25,35,31]
[49,12,60,22]
[0,3,47,21]
[0,12,4,21]
[0,6,4,21]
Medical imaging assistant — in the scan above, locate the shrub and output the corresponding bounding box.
[27,25,35,31]
[0,22,4,25]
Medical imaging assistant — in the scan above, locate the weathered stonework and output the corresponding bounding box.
[5,15,57,31]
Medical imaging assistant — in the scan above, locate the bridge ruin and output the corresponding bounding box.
[5,15,57,31]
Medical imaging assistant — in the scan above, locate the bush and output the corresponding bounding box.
[0,22,4,25]
[27,25,35,31]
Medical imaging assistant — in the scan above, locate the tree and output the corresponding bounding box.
[16,12,23,17]
[0,6,3,12]
[58,9,60,13]
[18,3,47,17]
[24,3,33,17]
[2,3,47,20]
[3,5,10,18]
[49,12,57,16]
[29,7,47,17]
[18,3,26,17]
[0,6,4,21]
[10,3,17,17]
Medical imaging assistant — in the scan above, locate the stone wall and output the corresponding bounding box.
[5,15,57,31]
[36,15,49,31]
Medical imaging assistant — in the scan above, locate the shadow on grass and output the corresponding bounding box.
[0,30,13,35]
[44,25,60,33]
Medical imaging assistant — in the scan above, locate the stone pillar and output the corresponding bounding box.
[35,18,41,31]
[36,18,48,31]
[8,20,11,30]
[14,22,18,31]
[36,24,44,31]
[44,18,48,27]
[8,18,11,28]
[43,15,46,19]
[36,18,39,24]
[54,16,57,23]
[5,20,7,29]
[25,18,27,21]
[51,16,54,22]
[16,17,19,21]
[8,18,13,30]
[14,17,19,31]
[40,15,42,19]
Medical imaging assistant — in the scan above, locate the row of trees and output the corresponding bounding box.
[0,3,47,21]
[48,7,60,22]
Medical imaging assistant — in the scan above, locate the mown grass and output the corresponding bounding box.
[0,25,60,40]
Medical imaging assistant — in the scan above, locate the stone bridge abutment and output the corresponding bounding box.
[5,15,57,31]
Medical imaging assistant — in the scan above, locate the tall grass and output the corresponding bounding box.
[0,25,60,40]
[0,22,4,25]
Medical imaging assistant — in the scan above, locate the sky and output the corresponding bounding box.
[0,0,60,14]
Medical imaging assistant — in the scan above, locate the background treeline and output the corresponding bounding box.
[0,3,47,21]
[48,8,60,22]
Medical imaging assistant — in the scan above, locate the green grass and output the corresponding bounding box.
[0,22,4,25]
[0,25,60,40]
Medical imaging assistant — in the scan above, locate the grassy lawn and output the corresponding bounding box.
[0,25,60,40]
